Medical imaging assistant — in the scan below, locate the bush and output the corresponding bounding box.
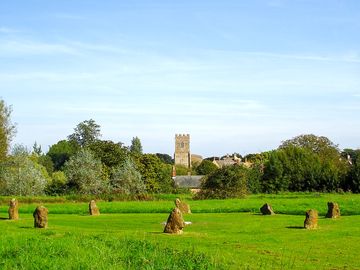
[196,160,218,175]
[110,158,145,194]
[0,150,47,196]
[195,165,248,199]
[64,149,106,194]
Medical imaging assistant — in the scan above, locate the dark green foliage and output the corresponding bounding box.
[246,164,263,194]
[155,153,174,164]
[88,140,128,168]
[279,134,340,157]
[196,160,218,175]
[197,165,248,199]
[136,154,174,193]
[262,150,288,193]
[262,145,348,193]
[37,154,54,175]
[47,140,78,171]
[342,148,360,164]
[45,171,68,195]
[344,160,360,193]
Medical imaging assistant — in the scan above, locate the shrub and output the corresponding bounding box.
[196,165,248,199]
[64,149,106,194]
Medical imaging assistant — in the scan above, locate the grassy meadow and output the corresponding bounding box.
[0,193,360,269]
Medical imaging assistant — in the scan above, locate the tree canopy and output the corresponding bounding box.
[130,136,143,155]
[68,119,101,147]
[0,99,16,161]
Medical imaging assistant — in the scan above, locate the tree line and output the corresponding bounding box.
[197,134,360,198]
[0,98,360,197]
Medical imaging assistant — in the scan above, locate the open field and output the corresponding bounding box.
[1,193,360,269]
[1,193,359,215]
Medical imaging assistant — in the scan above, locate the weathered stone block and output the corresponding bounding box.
[325,202,340,219]
[304,209,318,229]
[175,198,191,214]
[33,206,48,228]
[260,203,275,215]
[89,200,100,216]
[8,198,19,220]
[164,208,185,234]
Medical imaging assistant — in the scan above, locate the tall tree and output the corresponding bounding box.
[47,140,78,171]
[88,140,128,168]
[135,154,173,193]
[279,134,339,159]
[196,160,218,175]
[68,119,101,147]
[130,136,143,155]
[155,153,173,164]
[0,99,16,161]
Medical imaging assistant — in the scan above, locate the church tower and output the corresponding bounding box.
[174,134,191,168]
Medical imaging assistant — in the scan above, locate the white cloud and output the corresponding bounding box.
[0,40,78,55]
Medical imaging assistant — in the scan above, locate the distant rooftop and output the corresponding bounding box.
[174,175,204,188]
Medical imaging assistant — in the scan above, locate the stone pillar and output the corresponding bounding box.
[89,200,100,216]
[8,198,19,220]
[175,198,191,214]
[260,203,275,215]
[325,202,340,219]
[164,208,185,234]
[304,209,318,229]
[33,206,48,228]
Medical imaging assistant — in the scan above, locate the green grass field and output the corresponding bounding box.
[1,193,359,269]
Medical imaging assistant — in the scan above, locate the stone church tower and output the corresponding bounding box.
[174,134,191,168]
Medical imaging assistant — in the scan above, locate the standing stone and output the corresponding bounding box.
[8,198,19,220]
[89,200,100,216]
[175,198,191,214]
[164,208,185,234]
[260,203,275,215]
[33,206,48,228]
[325,202,340,219]
[304,209,318,229]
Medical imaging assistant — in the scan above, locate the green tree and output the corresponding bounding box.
[345,160,360,193]
[68,119,101,147]
[341,149,360,164]
[32,141,42,155]
[0,145,47,196]
[64,148,105,194]
[155,153,173,164]
[130,136,143,155]
[88,140,128,168]
[279,134,339,160]
[0,99,16,161]
[47,140,78,171]
[196,160,218,175]
[197,165,248,199]
[247,164,263,194]
[136,154,174,193]
[45,171,68,195]
[110,158,145,194]
[262,150,287,193]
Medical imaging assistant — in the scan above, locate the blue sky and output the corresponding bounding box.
[1,0,359,157]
